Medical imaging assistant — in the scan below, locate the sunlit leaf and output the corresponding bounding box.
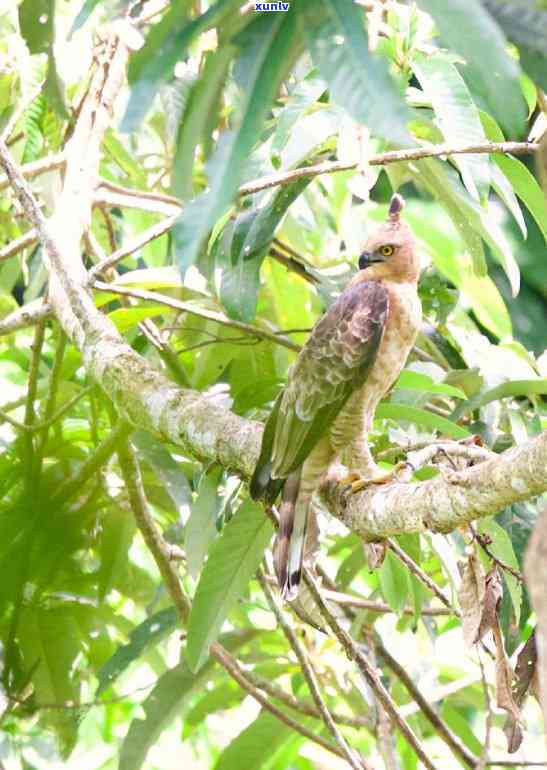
[185,465,223,579]
[452,378,547,420]
[306,0,411,143]
[120,630,255,770]
[173,9,301,271]
[379,550,409,613]
[187,499,273,672]
[412,52,490,201]
[124,0,241,131]
[214,709,304,770]
[377,402,470,439]
[97,607,178,695]
[417,0,526,137]
[478,517,522,625]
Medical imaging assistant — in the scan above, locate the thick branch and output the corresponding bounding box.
[319,431,547,539]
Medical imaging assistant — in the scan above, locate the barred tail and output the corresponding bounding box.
[274,470,306,601]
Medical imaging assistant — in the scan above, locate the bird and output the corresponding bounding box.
[250,193,422,600]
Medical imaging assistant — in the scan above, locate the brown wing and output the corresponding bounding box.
[270,281,388,478]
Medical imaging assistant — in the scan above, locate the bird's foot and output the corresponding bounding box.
[337,462,412,496]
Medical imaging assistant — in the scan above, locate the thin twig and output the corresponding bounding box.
[471,525,524,583]
[238,141,539,197]
[93,280,302,352]
[242,667,375,731]
[211,645,352,762]
[98,178,182,208]
[386,538,458,613]
[375,637,477,769]
[0,153,65,192]
[321,589,455,616]
[0,230,37,261]
[302,570,440,770]
[259,569,368,770]
[118,438,191,622]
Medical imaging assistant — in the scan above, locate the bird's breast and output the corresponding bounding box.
[331,281,421,443]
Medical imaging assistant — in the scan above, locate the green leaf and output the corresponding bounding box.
[173,10,301,271]
[214,709,302,770]
[395,370,466,399]
[493,154,547,242]
[185,465,223,579]
[409,158,486,277]
[306,0,411,144]
[120,630,254,770]
[98,506,136,601]
[19,0,54,54]
[441,703,482,756]
[107,305,166,332]
[379,550,409,612]
[19,607,81,755]
[481,0,547,91]
[413,158,520,294]
[132,431,192,518]
[185,682,244,730]
[69,0,102,36]
[22,96,46,164]
[477,517,522,625]
[412,52,490,202]
[215,176,311,321]
[96,607,178,695]
[186,499,274,672]
[417,0,526,137]
[451,378,547,420]
[376,402,470,439]
[173,46,234,201]
[124,0,241,131]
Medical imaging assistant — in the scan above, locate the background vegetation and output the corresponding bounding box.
[0,1,546,769]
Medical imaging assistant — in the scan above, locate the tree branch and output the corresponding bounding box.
[319,431,547,539]
[238,141,539,196]
[259,569,368,770]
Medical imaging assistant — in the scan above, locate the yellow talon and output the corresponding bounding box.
[338,462,411,495]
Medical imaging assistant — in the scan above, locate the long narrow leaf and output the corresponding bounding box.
[123,0,241,131]
[412,52,490,202]
[187,499,273,672]
[376,402,470,439]
[173,10,301,272]
[452,378,547,420]
[306,0,411,144]
[417,0,526,137]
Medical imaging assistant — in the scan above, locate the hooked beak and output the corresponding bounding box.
[358,251,384,269]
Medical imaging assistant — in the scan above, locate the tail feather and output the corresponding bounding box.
[250,392,285,503]
[274,470,307,601]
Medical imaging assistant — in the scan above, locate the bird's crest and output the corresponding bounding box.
[388,193,405,222]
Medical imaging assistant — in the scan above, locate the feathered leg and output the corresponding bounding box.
[274,439,333,601]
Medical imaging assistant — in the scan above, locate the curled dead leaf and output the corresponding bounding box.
[459,552,486,648]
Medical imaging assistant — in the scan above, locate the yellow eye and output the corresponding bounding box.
[381,245,394,257]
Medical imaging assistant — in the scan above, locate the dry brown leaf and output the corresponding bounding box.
[478,568,503,641]
[493,619,523,753]
[459,552,486,648]
[363,541,387,570]
[503,630,539,753]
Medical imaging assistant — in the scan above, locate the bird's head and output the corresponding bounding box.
[355,194,420,283]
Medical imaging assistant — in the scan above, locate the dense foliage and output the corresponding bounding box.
[0,1,546,769]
